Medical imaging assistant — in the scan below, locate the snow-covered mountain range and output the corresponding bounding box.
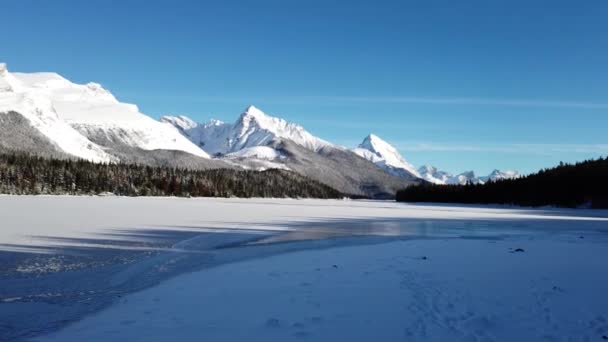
[417,165,521,185]
[349,132,520,185]
[0,63,518,197]
[161,106,422,197]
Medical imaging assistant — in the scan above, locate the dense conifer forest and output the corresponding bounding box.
[396,157,608,208]
[0,151,343,199]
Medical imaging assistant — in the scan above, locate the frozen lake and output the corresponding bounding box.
[1,196,607,341]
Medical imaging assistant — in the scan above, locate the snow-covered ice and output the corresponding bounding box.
[37,237,608,342]
[1,196,607,341]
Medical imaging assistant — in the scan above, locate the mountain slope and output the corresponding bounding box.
[1,64,115,162]
[268,139,421,198]
[0,111,71,159]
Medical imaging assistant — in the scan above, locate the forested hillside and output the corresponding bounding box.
[396,157,608,208]
[0,151,343,199]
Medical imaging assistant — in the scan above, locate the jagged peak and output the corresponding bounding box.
[237,105,301,132]
[356,133,421,178]
[0,63,7,75]
[240,105,268,119]
[361,133,381,144]
[359,133,398,155]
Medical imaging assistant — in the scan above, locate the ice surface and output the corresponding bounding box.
[37,237,608,342]
[1,197,607,341]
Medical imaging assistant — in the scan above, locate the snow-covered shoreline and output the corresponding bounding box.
[1,196,607,341]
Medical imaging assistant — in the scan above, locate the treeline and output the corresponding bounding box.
[0,152,343,198]
[396,157,608,208]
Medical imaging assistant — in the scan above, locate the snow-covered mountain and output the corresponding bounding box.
[162,107,421,197]
[481,169,521,183]
[347,131,520,185]
[352,134,420,178]
[0,64,115,162]
[418,165,520,185]
[161,106,333,156]
[418,165,453,184]
[0,63,210,162]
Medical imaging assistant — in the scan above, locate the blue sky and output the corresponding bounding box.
[3,0,608,175]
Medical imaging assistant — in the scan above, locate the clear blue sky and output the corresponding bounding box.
[3,0,608,175]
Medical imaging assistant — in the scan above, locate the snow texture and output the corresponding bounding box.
[0,197,607,341]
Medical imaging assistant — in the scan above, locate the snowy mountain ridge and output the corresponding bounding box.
[161,105,334,156]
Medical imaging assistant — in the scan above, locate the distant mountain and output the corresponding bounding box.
[397,157,608,209]
[481,169,521,183]
[418,165,453,184]
[419,165,520,185]
[351,134,420,178]
[351,134,519,185]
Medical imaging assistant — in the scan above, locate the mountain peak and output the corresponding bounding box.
[0,63,7,75]
[362,133,381,144]
[355,134,420,178]
[241,105,266,118]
